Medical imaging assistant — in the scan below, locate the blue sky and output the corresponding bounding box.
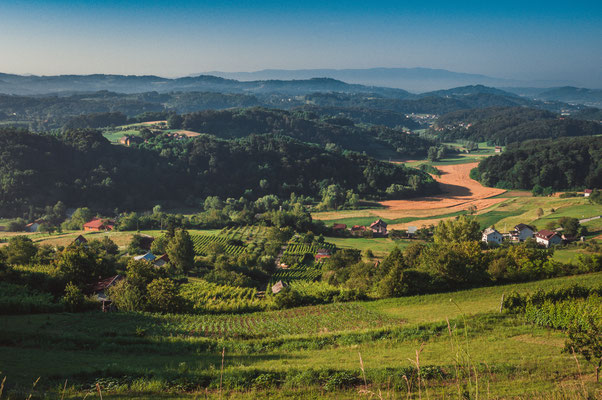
[0,0,601,86]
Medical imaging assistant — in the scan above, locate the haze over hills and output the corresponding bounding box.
[203,67,586,93]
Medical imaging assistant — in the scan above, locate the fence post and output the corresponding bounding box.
[499,294,505,313]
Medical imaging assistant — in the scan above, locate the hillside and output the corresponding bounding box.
[176,107,432,158]
[0,127,438,217]
[472,136,602,190]
[433,107,602,145]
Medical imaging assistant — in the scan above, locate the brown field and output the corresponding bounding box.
[314,162,506,227]
[175,130,201,137]
[380,162,505,212]
[140,120,167,125]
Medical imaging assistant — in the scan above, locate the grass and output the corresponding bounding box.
[2,273,602,398]
[325,236,411,255]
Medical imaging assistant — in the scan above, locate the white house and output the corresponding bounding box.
[482,228,503,245]
[535,230,562,247]
[511,224,534,242]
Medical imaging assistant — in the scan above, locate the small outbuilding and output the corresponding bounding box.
[271,280,287,294]
[370,219,388,236]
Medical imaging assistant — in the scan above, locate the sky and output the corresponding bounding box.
[0,0,601,86]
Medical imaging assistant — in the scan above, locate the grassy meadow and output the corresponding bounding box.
[1,273,601,399]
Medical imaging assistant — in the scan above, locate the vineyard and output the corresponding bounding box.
[179,279,263,314]
[190,226,270,256]
[271,239,337,285]
[156,302,398,339]
[190,234,246,256]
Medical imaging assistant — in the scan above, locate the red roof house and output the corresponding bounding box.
[332,223,347,231]
[535,230,562,247]
[83,218,115,232]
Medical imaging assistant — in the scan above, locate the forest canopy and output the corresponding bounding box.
[471,136,602,190]
[0,127,439,217]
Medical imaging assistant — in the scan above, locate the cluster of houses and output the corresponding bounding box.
[482,223,571,248]
[332,219,389,237]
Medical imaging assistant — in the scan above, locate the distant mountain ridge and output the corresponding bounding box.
[203,67,584,92]
[0,73,413,98]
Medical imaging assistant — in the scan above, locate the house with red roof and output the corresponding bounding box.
[535,230,562,247]
[83,218,115,232]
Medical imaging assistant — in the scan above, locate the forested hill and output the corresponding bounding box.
[174,107,433,159]
[432,107,602,145]
[0,128,438,217]
[472,136,602,191]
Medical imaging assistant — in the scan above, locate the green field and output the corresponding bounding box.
[1,273,601,398]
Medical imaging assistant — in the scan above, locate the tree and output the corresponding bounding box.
[433,215,481,245]
[167,114,183,129]
[150,235,170,255]
[166,229,194,274]
[4,236,37,265]
[146,278,182,313]
[558,217,580,237]
[55,246,110,285]
[62,282,86,312]
[126,259,161,291]
[107,280,145,312]
[128,234,148,255]
[63,207,94,230]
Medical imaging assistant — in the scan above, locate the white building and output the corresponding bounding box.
[535,230,562,247]
[482,228,503,245]
[511,224,534,242]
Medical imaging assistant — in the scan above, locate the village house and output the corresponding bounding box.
[119,135,143,146]
[584,189,593,197]
[71,235,88,246]
[535,229,562,247]
[331,223,347,232]
[482,227,503,245]
[350,225,366,236]
[134,251,156,262]
[25,219,44,232]
[83,218,115,232]
[88,275,123,311]
[510,224,534,242]
[370,219,388,237]
[315,248,332,261]
[152,254,170,268]
[494,146,502,153]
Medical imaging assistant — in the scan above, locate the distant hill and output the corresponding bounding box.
[0,73,413,98]
[504,86,602,107]
[203,67,581,92]
[433,107,602,145]
[420,85,519,98]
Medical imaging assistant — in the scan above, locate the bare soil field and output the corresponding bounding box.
[174,130,201,137]
[380,162,505,212]
[314,162,506,227]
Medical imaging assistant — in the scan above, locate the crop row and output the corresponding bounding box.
[156,303,397,339]
[190,234,246,256]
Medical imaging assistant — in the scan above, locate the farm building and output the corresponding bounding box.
[83,218,115,232]
[510,224,534,242]
[350,225,366,236]
[153,254,170,268]
[71,235,88,246]
[134,252,156,262]
[271,280,287,294]
[370,219,388,236]
[119,135,143,146]
[482,227,503,245]
[88,275,123,311]
[25,219,44,232]
[584,189,593,197]
[315,248,332,261]
[535,230,562,247]
[332,223,347,231]
[494,146,502,153]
